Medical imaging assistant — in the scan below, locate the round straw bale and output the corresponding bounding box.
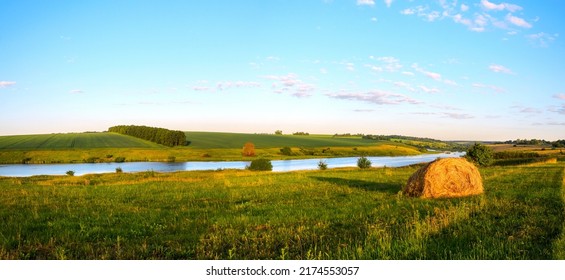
[403,157,483,198]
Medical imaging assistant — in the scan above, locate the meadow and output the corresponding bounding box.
[1,162,563,259]
[0,132,423,164]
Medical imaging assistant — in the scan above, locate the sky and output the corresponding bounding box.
[1,0,564,141]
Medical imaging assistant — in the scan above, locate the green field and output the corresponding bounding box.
[186,132,390,149]
[1,163,563,259]
[0,132,161,150]
[0,131,425,164]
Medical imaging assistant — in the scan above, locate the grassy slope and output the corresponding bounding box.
[0,132,161,150]
[0,132,424,163]
[1,163,563,260]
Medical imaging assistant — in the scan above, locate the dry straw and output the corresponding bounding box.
[403,157,483,199]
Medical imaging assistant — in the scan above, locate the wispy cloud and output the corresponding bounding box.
[412,63,442,81]
[0,81,16,88]
[217,81,261,91]
[384,0,393,8]
[480,0,522,13]
[553,93,565,100]
[419,85,440,94]
[511,105,542,114]
[472,83,506,93]
[357,0,375,6]
[265,73,315,98]
[69,89,84,94]
[505,14,532,28]
[192,86,210,91]
[326,90,422,105]
[443,112,474,119]
[527,32,559,47]
[489,64,514,74]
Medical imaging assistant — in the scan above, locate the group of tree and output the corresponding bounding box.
[501,138,565,148]
[108,125,188,147]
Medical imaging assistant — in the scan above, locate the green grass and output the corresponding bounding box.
[186,131,407,149]
[1,163,563,259]
[0,131,424,163]
[0,132,161,150]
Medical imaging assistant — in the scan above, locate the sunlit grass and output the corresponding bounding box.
[1,164,563,259]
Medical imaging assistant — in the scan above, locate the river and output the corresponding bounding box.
[0,152,464,177]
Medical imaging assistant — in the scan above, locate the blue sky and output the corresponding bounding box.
[1,0,564,140]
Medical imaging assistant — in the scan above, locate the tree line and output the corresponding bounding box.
[108,125,188,147]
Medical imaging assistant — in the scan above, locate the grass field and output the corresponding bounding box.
[1,162,563,259]
[0,132,160,150]
[0,132,425,164]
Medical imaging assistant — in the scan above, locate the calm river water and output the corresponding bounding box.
[0,152,464,177]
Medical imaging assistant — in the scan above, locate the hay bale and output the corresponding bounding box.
[403,158,483,198]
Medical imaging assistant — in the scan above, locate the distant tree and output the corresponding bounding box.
[275,130,283,135]
[465,143,493,166]
[247,158,273,171]
[66,170,75,176]
[280,146,292,156]
[357,156,372,169]
[242,142,256,157]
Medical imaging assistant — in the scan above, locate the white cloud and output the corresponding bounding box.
[460,4,469,12]
[217,81,261,91]
[489,64,514,74]
[412,63,443,81]
[326,90,422,105]
[481,0,522,12]
[553,93,565,100]
[265,74,315,98]
[384,0,393,8]
[443,112,474,119]
[357,0,375,6]
[192,86,210,91]
[69,89,84,94]
[505,14,532,28]
[402,71,415,76]
[527,32,558,47]
[0,81,16,88]
[472,83,506,93]
[419,85,440,94]
[443,79,458,86]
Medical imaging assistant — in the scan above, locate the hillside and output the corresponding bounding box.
[0,132,161,150]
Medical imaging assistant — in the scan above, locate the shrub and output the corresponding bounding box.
[242,142,255,157]
[115,157,126,163]
[465,143,493,166]
[167,156,176,163]
[280,146,292,156]
[357,156,372,169]
[247,158,273,171]
[115,167,123,173]
[66,170,75,176]
[318,160,328,170]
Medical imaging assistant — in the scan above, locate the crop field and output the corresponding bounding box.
[0,132,424,164]
[0,132,160,150]
[1,163,563,260]
[185,131,403,149]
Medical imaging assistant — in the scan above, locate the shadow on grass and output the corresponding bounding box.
[310,176,400,194]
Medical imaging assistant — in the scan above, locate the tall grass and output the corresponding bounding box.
[1,164,563,259]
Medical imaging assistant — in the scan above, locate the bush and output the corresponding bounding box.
[318,160,328,170]
[66,170,75,176]
[167,156,176,163]
[115,157,126,163]
[242,142,255,157]
[465,143,493,166]
[357,156,372,169]
[280,146,292,156]
[115,167,123,173]
[247,158,273,171]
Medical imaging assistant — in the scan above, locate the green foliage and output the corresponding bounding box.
[274,130,283,135]
[114,157,126,163]
[167,156,176,163]
[318,160,328,170]
[115,167,123,173]
[247,158,273,171]
[357,156,372,169]
[108,125,187,147]
[65,170,75,176]
[466,143,493,166]
[280,146,292,156]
